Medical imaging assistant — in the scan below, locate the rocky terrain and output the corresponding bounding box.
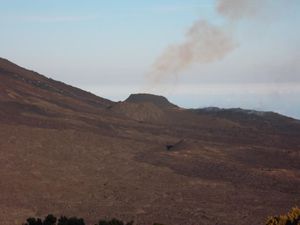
[0,57,299,225]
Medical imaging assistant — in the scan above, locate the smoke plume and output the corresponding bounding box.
[217,0,262,20]
[148,0,265,82]
[150,20,236,82]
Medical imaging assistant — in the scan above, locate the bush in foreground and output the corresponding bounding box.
[22,207,300,225]
[22,215,140,225]
[96,218,133,225]
[266,207,300,225]
[22,215,85,225]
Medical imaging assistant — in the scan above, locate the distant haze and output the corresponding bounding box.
[1,0,299,119]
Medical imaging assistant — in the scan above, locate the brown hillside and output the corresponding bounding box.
[0,58,300,225]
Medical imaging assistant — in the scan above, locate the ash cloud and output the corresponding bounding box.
[150,20,236,82]
[217,0,263,20]
[148,0,268,82]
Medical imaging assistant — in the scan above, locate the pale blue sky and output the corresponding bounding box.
[1,0,300,118]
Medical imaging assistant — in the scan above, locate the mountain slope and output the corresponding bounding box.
[0,58,300,225]
[0,57,115,127]
[0,57,112,107]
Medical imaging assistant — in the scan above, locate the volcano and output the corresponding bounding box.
[0,58,299,225]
